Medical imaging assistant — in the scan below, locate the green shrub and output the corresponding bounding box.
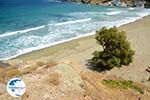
[102,79,144,94]
[91,27,135,71]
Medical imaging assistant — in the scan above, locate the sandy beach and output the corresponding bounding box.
[1,0,150,99]
[9,15,150,85]
[0,15,149,100]
[9,15,150,66]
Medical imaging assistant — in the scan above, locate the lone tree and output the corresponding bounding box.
[91,27,135,71]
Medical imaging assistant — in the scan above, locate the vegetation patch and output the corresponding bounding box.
[36,61,45,67]
[21,65,38,75]
[0,67,22,83]
[91,27,135,71]
[45,61,57,69]
[102,79,144,94]
[21,61,57,75]
[46,73,60,85]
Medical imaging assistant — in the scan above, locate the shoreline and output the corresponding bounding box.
[4,15,149,61]
[7,14,150,87]
[13,14,150,85]
[1,15,150,100]
[2,31,95,61]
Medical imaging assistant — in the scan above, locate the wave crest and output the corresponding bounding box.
[0,25,45,38]
[106,11,122,15]
[54,18,91,26]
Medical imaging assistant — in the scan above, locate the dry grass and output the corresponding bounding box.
[80,72,145,100]
[0,67,21,83]
[45,61,57,69]
[20,61,57,75]
[46,73,60,85]
[36,61,45,67]
[21,65,39,75]
[79,72,108,100]
[0,93,3,95]
[21,92,30,100]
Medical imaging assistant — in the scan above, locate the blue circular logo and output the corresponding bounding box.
[7,77,26,97]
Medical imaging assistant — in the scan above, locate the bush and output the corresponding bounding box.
[102,79,144,94]
[91,27,135,71]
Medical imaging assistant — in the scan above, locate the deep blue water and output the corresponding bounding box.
[0,0,149,60]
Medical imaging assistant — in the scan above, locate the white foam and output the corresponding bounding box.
[128,7,134,10]
[54,18,91,26]
[112,13,149,27]
[0,25,45,38]
[48,1,62,3]
[1,12,149,61]
[106,11,122,15]
[0,31,95,61]
[136,12,150,17]
[107,8,117,11]
[105,11,149,27]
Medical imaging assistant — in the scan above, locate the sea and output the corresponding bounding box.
[0,0,149,60]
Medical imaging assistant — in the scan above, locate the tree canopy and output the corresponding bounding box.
[91,27,135,71]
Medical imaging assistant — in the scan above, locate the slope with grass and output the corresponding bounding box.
[0,60,150,100]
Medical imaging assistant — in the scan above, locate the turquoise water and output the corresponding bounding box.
[0,1,149,60]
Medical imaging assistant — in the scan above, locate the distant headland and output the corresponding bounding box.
[62,0,150,8]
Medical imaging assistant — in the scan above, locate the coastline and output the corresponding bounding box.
[1,14,150,100]
[8,15,150,63]
[2,15,145,61]
[1,2,150,99]
[0,3,149,61]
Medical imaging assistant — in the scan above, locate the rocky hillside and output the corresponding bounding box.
[63,0,150,8]
[63,0,112,5]
[0,61,150,100]
[144,0,150,8]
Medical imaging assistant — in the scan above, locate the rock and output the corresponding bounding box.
[148,77,150,81]
[0,61,10,68]
[145,3,150,8]
[63,0,149,8]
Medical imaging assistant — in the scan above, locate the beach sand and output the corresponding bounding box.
[110,15,150,87]
[9,16,150,61]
